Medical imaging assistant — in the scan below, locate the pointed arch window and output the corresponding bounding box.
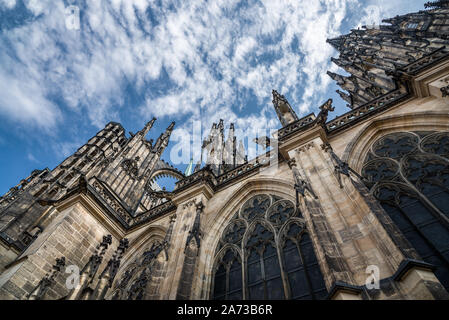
[213,248,242,300]
[211,195,327,300]
[110,239,166,300]
[362,131,449,291]
[245,223,283,299]
[282,224,327,300]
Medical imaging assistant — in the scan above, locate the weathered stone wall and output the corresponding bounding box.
[0,200,119,300]
[1,58,448,301]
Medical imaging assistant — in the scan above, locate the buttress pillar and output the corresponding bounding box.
[280,125,448,299]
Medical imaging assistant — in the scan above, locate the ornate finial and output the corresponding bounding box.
[272,89,299,127]
[185,201,205,252]
[326,37,344,51]
[117,238,129,254]
[315,99,334,128]
[95,238,130,299]
[272,89,286,106]
[287,158,318,201]
[336,89,352,107]
[167,121,175,130]
[100,234,113,249]
[81,234,112,281]
[152,122,175,155]
[327,71,350,88]
[138,117,156,137]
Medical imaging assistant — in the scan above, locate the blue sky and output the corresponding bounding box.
[0,0,428,194]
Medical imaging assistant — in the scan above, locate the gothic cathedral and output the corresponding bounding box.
[1,1,449,300]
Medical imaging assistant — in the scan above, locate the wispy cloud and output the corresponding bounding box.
[52,140,83,160]
[0,0,356,133]
[0,0,16,9]
[27,152,39,163]
[0,0,427,141]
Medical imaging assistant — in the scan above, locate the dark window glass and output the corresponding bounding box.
[363,131,449,292]
[212,195,327,300]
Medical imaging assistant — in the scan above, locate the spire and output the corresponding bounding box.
[272,90,299,127]
[327,6,449,109]
[153,121,175,155]
[327,71,346,85]
[167,121,175,131]
[194,160,201,173]
[138,117,156,138]
[185,158,194,176]
[326,37,345,51]
[236,140,246,165]
[224,123,235,167]
[336,89,353,108]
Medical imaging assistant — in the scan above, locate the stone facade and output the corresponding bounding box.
[1,2,449,300]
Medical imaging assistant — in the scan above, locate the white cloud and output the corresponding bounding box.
[355,0,428,28]
[53,140,83,160]
[0,1,355,132]
[0,0,15,9]
[0,66,62,129]
[27,152,39,163]
[0,0,423,140]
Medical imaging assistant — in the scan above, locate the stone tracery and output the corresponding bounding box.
[211,194,327,300]
[362,131,449,292]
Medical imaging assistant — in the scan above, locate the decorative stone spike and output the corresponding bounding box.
[327,6,449,108]
[185,202,204,252]
[93,238,129,300]
[287,159,318,201]
[272,89,299,127]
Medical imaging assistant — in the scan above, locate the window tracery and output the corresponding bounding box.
[211,194,327,300]
[109,239,165,300]
[122,157,139,179]
[361,131,449,291]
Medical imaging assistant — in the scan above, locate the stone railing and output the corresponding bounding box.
[174,149,278,192]
[174,168,217,192]
[398,47,449,76]
[91,178,176,229]
[92,180,133,226]
[215,153,274,186]
[130,200,176,228]
[326,89,409,133]
[277,113,316,140]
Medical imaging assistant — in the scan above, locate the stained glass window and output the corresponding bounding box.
[362,131,449,291]
[212,194,327,300]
